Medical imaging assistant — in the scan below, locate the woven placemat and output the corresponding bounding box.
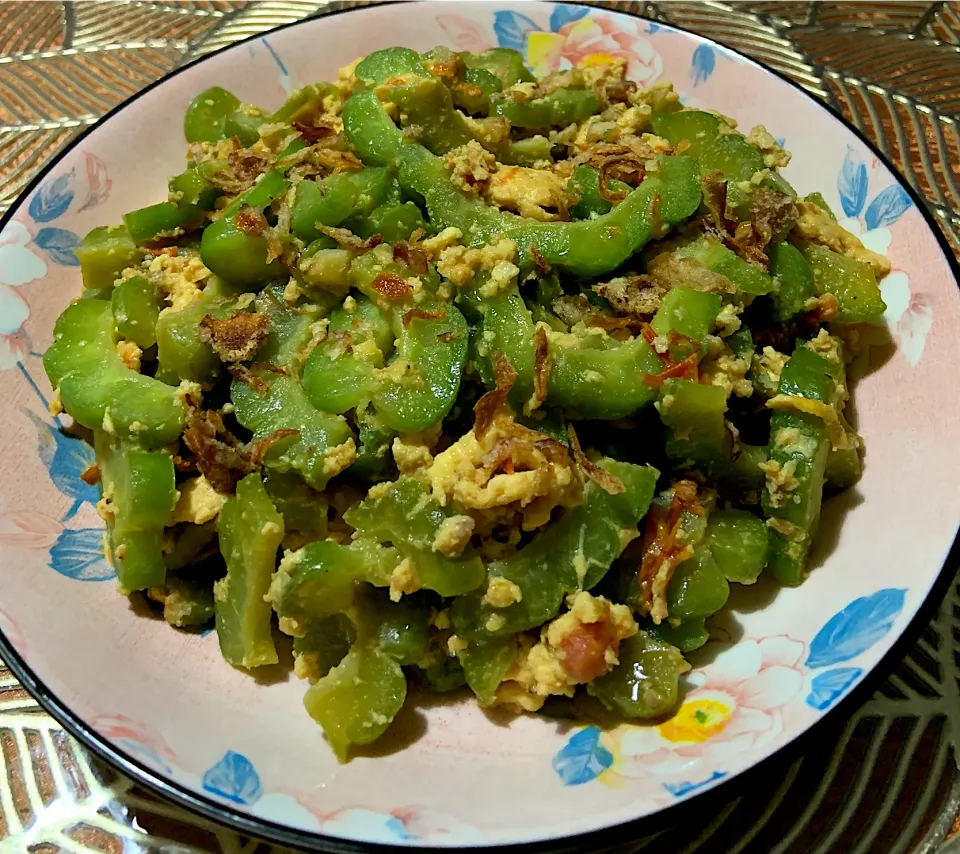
[1,2,958,852]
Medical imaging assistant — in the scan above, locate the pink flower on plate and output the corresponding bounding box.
[604,636,806,784]
[0,220,46,370]
[91,714,177,773]
[526,16,662,85]
[438,15,495,52]
[0,510,63,549]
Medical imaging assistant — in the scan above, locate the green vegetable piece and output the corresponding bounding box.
[123,201,201,245]
[375,301,469,434]
[44,299,184,447]
[801,243,887,323]
[499,135,554,166]
[587,631,687,719]
[659,378,730,470]
[215,473,284,669]
[269,83,336,123]
[459,636,518,705]
[804,191,836,219]
[825,444,862,493]
[355,201,426,243]
[491,88,599,129]
[726,326,754,361]
[342,90,702,277]
[454,66,502,113]
[762,345,836,585]
[567,164,631,220]
[291,168,393,242]
[770,241,815,321]
[646,618,709,653]
[262,470,328,541]
[160,575,216,628]
[292,614,354,681]
[112,276,160,349]
[650,285,724,342]
[74,225,144,291]
[163,521,217,571]
[303,642,407,761]
[200,170,289,287]
[388,77,480,155]
[351,407,396,481]
[95,431,176,592]
[650,110,721,157]
[451,460,658,639]
[344,477,486,597]
[231,302,354,490]
[461,48,534,87]
[169,163,225,209]
[366,590,430,666]
[155,291,242,385]
[666,545,730,620]
[184,86,262,147]
[299,248,352,293]
[420,656,467,692]
[706,509,769,584]
[268,538,397,624]
[355,47,424,86]
[673,236,774,296]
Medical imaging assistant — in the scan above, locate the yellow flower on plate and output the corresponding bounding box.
[657,697,733,743]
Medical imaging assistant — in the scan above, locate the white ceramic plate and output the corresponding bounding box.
[0,2,958,849]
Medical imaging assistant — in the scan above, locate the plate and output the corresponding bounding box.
[0,2,958,849]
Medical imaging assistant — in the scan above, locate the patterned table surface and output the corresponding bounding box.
[1,1,959,852]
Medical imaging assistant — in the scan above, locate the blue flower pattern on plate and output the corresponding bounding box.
[28,169,76,223]
[690,44,715,86]
[27,410,98,519]
[49,528,115,581]
[552,726,613,785]
[33,227,81,267]
[493,10,541,52]
[549,4,588,31]
[806,667,863,711]
[806,588,906,669]
[837,146,912,226]
[864,184,912,230]
[664,771,727,797]
[202,751,263,805]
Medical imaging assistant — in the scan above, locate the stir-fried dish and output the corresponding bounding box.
[43,45,889,760]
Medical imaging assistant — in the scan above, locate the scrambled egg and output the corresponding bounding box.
[746,124,791,169]
[431,515,475,558]
[171,476,225,525]
[482,576,523,608]
[714,301,743,337]
[805,327,843,364]
[699,342,753,399]
[389,557,420,602]
[142,248,213,311]
[116,339,142,373]
[490,592,637,712]
[752,346,789,397]
[794,200,891,276]
[436,235,518,289]
[392,423,442,478]
[426,411,579,531]
[758,458,800,508]
[322,438,357,478]
[444,141,565,221]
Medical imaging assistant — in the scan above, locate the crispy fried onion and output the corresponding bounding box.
[473,354,518,439]
[593,275,667,322]
[566,424,624,495]
[209,149,270,195]
[198,311,269,363]
[701,174,797,267]
[530,325,551,412]
[637,479,703,623]
[402,307,447,327]
[569,137,656,200]
[292,117,340,145]
[182,407,298,493]
[393,241,429,276]
[235,205,268,237]
[639,323,700,387]
[318,224,383,252]
[551,295,642,339]
[370,271,412,300]
[228,362,287,395]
